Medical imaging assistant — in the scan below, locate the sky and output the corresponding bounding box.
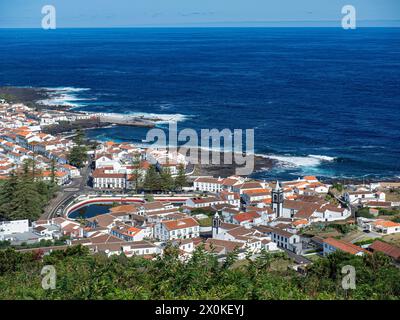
[0,0,399,28]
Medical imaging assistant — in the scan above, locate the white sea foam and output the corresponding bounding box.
[37,87,93,108]
[308,154,336,161]
[265,154,336,168]
[42,87,90,93]
[124,112,190,123]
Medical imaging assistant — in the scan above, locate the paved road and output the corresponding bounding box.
[350,228,382,244]
[40,160,91,220]
[284,249,311,265]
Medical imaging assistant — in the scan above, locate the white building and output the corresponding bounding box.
[185,196,226,209]
[0,220,29,236]
[154,217,200,241]
[371,219,400,234]
[344,190,385,205]
[268,227,301,254]
[92,169,127,190]
[193,177,224,193]
[313,204,351,222]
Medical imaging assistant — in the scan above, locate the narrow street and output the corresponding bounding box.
[40,160,91,220]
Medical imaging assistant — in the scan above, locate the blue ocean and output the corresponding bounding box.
[0,28,399,180]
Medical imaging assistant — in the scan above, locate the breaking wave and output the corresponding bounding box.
[37,87,94,108]
[124,111,190,123]
[263,154,336,168]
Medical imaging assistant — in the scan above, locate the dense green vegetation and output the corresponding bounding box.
[329,223,356,234]
[174,164,188,191]
[0,245,399,300]
[129,153,142,193]
[356,207,375,219]
[0,237,69,250]
[67,129,88,168]
[356,206,400,224]
[190,207,215,217]
[143,164,187,193]
[197,216,212,227]
[379,208,400,216]
[353,238,383,246]
[0,93,15,102]
[331,183,344,193]
[0,160,57,221]
[302,222,356,237]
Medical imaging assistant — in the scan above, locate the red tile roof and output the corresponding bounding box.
[369,240,400,260]
[233,211,260,223]
[162,217,199,231]
[324,238,368,255]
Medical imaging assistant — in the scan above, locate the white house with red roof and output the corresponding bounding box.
[232,211,262,227]
[323,238,368,256]
[61,164,81,178]
[193,176,224,192]
[154,217,200,241]
[185,196,227,209]
[110,223,146,242]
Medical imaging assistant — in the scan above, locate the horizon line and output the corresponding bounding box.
[1,26,400,30]
[1,19,400,29]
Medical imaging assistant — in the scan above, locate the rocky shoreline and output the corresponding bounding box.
[2,86,399,184]
[0,86,160,127]
[0,86,53,109]
[187,149,276,177]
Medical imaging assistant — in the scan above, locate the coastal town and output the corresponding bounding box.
[1,97,400,272]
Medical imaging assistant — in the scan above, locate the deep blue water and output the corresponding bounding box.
[68,204,112,219]
[0,28,399,180]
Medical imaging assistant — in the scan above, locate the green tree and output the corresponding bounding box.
[0,171,18,219]
[144,194,155,202]
[143,165,161,192]
[0,160,56,221]
[174,164,187,191]
[73,128,85,145]
[67,145,87,168]
[10,171,44,220]
[130,153,142,193]
[160,167,174,192]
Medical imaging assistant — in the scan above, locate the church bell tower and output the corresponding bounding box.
[271,181,284,218]
[212,212,222,238]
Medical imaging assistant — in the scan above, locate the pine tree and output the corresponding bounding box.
[49,158,57,188]
[73,128,85,145]
[160,167,174,192]
[174,164,187,191]
[0,171,18,220]
[0,158,56,221]
[130,153,142,193]
[143,165,161,192]
[68,145,87,168]
[10,173,43,220]
[68,127,88,168]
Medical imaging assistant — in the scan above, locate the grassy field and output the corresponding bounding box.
[382,233,400,246]
[231,254,292,272]
[385,189,400,202]
[341,230,366,242]
[303,253,323,263]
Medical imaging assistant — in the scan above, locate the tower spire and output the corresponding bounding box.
[271,180,284,218]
